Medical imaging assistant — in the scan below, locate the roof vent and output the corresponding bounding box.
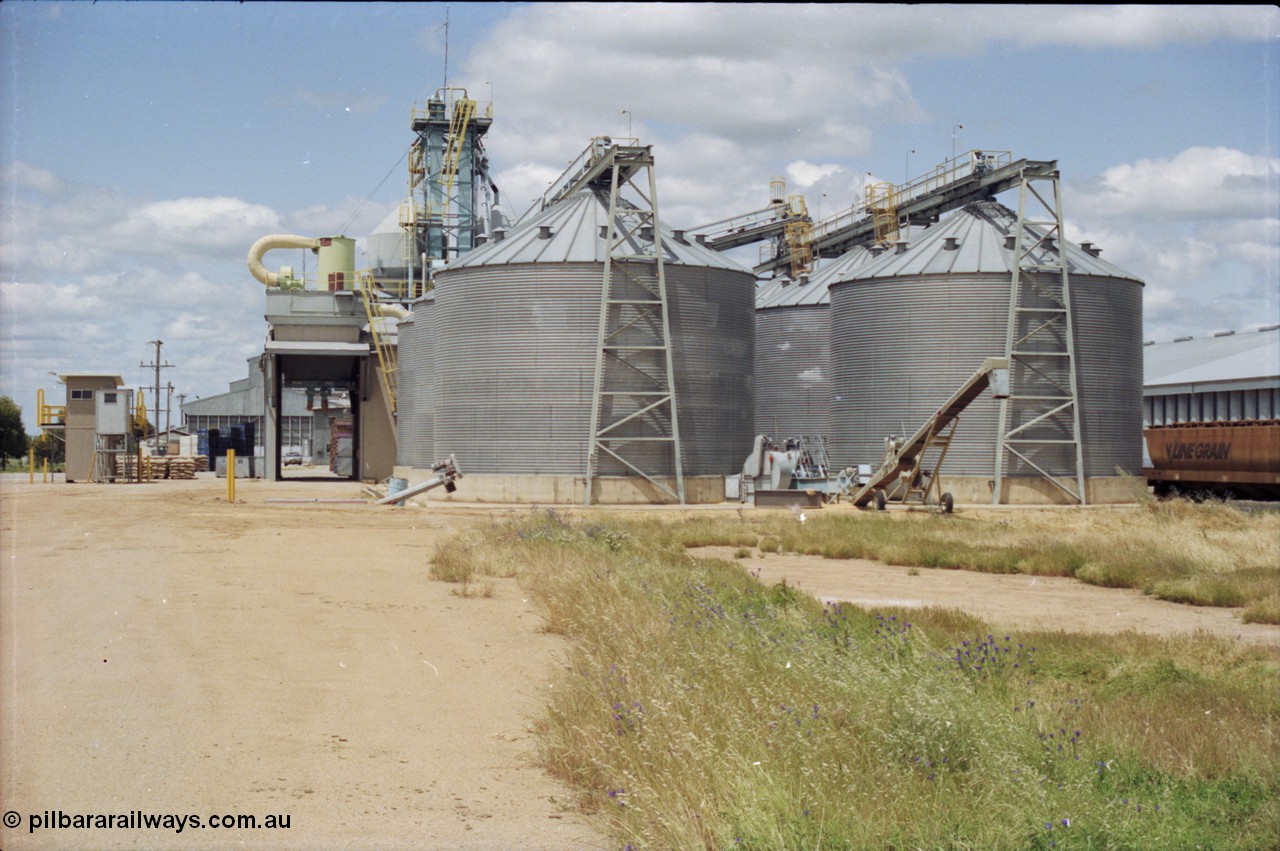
[943,237,959,251]
[798,275,810,286]
[894,241,909,255]
[641,225,654,242]
[1143,340,1155,346]
[1079,241,1102,257]
[1003,235,1016,250]
[599,225,609,240]
[870,246,884,257]
[475,234,489,247]
[673,229,688,244]
[538,225,553,240]
[1213,330,1235,337]
[1173,336,1193,342]
[1260,324,1280,332]
[695,233,708,246]
[779,278,791,287]
[493,228,507,243]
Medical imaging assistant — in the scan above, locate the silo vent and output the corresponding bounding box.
[641,225,654,242]
[1079,241,1102,257]
[1003,235,1016,250]
[599,225,609,239]
[870,246,884,257]
[673,229,688,244]
[476,234,489,247]
[894,241,909,255]
[1213,330,1235,337]
[1173,336,1193,342]
[538,225,553,240]
[1261,324,1280,332]
[799,275,810,286]
[1143,340,1155,346]
[943,237,959,251]
[493,228,507,243]
[780,277,791,287]
[696,233,708,246]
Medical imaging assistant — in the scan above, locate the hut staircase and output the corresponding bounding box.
[992,169,1087,504]
[584,143,685,505]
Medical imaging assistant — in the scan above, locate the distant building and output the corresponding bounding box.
[43,373,131,483]
[182,357,342,465]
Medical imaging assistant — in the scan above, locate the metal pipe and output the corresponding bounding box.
[246,234,320,287]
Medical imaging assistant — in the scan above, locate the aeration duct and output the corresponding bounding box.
[246,234,320,287]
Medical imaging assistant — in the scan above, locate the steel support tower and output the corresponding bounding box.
[992,169,1087,504]
[581,140,685,505]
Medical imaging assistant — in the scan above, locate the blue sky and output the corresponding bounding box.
[2,3,1278,433]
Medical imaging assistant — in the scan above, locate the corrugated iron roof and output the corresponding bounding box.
[1144,327,1279,388]
[445,189,749,272]
[755,246,873,309]
[836,200,1145,283]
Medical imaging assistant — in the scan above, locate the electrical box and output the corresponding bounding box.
[95,388,133,435]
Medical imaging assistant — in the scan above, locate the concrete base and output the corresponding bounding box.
[937,475,1142,505]
[391,469,726,504]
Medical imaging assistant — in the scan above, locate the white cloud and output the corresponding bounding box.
[786,161,843,190]
[113,196,282,253]
[1074,147,1279,221]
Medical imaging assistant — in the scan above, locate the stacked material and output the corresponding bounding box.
[111,456,205,480]
[167,457,198,480]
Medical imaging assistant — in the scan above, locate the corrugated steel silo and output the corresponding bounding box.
[753,246,871,439]
[393,293,436,468]
[828,200,1144,503]
[419,189,755,499]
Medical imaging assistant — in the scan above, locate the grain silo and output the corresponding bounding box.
[398,187,755,503]
[753,246,872,440]
[393,293,435,469]
[828,200,1144,504]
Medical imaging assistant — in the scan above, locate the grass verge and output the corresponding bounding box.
[429,510,1280,849]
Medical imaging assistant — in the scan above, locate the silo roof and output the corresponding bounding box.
[367,204,410,269]
[445,189,750,272]
[1144,327,1279,390]
[836,200,1145,284]
[755,245,873,308]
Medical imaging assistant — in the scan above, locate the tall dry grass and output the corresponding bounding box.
[427,510,1280,849]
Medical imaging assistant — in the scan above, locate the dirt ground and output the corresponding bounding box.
[691,546,1280,647]
[0,475,605,850]
[2,476,1275,850]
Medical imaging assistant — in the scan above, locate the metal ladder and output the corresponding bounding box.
[993,169,1086,504]
[584,143,684,505]
[358,271,399,423]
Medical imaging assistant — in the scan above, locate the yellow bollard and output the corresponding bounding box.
[227,449,236,503]
[28,447,34,484]
[43,457,48,484]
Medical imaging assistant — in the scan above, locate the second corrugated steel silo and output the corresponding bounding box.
[753,246,872,439]
[394,293,435,468]
[828,200,1144,504]
[417,188,755,503]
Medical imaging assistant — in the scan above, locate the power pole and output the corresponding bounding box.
[165,382,174,449]
[140,340,175,450]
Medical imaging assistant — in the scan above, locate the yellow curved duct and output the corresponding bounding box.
[246,234,320,287]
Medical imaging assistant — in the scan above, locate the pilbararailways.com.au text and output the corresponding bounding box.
[6,809,291,834]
